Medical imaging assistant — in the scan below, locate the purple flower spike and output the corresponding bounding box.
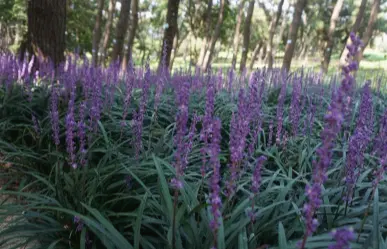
[300,33,362,249]
[208,118,222,234]
[328,227,355,249]
[65,77,77,169]
[171,81,191,189]
[345,83,373,201]
[249,155,267,223]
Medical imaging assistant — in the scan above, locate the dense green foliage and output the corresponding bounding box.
[0,66,386,248]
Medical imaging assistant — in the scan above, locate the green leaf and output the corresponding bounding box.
[153,154,173,221]
[373,188,380,249]
[134,192,148,249]
[278,222,288,249]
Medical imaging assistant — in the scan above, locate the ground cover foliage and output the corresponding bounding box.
[0,48,387,249]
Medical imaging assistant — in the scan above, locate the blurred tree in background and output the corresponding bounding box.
[0,0,386,72]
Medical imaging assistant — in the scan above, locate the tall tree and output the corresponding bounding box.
[158,0,181,71]
[239,0,255,72]
[100,0,116,65]
[122,0,139,69]
[231,0,245,68]
[267,0,285,69]
[282,0,308,72]
[201,0,226,71]
[357,0,381,63]
[339,0,367,65]
[197,0,213,67]
[21,0,66,67]
[111,0,131,63]
[321,0,344,73]
[249,40,263,70]
[92,0,105,66]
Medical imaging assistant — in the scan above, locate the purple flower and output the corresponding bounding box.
[290,77,302,136]
[171,81,191,188]
[121,68,134,130]
[328,227,355,249]
[133,64,151,158]
[300,33,362,246]
[73,216,84,232]
[78,101,88,166]
[66,77,77,169]
[345,83,373,201]
[248,156,267,222]
[50,83,60,148]
[208,118,222,234]
[200,80,215,177]
[276,72,287,145]
[268,121,274,147]
[227,89,252,197]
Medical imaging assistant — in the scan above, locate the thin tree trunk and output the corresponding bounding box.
[260,44,267,64]
[100,0,116,65]
[231,0,245,68]
[21,0,66,67]
[267,0,285,69]
[321,0,344,73]
[282,0,307,72]
[158,0,180,71]
[111,0,131,63]
[339,0,367,65]
[169,32,179,70]
[92,0,105,67]
[201,0,226,71]
[239,0,255,73]
[197,0,213,67]
[357,0,380,63]
[249,41,263,70]
[122,0,139,70]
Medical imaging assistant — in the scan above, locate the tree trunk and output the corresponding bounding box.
[239,0,255,73]
[197,0,213,67]
[339,0,367,65]
[169,32,179,71]
[281,0,307,72]
[231,0,245,68]
[321,0,344,73]
[100,0,116,65]
[267,0,285,69]
[249,41,263,70]
[122,0,139,70]
[260,44,267,63]
[158,0,180,71]
[92,0,105,67]
[22,0,66,67]
[111,0,131,63]
[357,0,380,63]
[201,0,226,71]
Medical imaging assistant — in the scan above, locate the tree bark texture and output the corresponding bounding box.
[357,0,380,63]
[23,0,66,67]
[231,0,245,68]
[249,40,263,70]
[239,0,255,73]
[281,0,307,72]
[100,0,116,65]
[112,0,132,63]
[158,0,181,71]
[267,0,285,69]
[122,0,139,70]
[92,0,105,67]
[201,0,225,71]
[339,0,367,65]
[321,0,344,73]
[197,0,213,67]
